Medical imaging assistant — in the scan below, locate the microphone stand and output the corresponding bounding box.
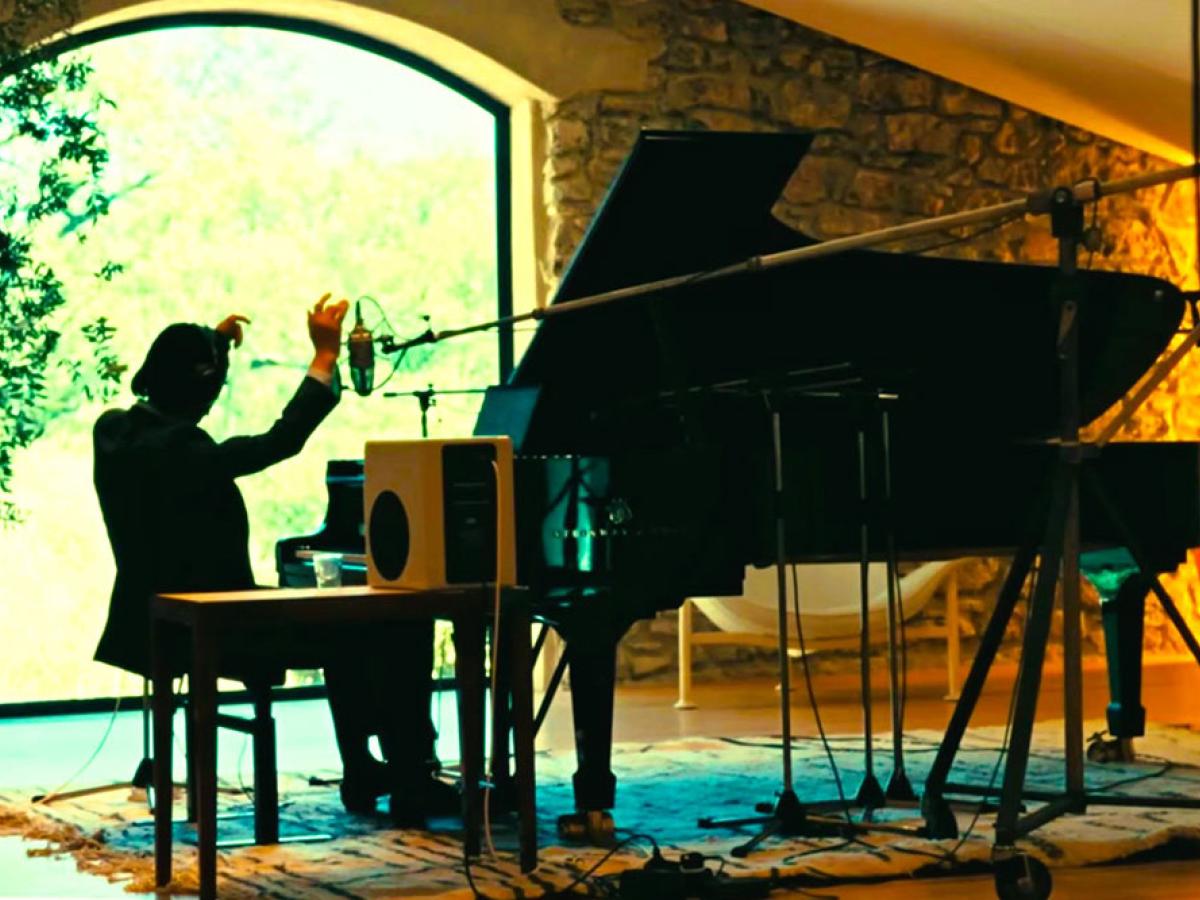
[381,385,488,437]
[697,384,852,854]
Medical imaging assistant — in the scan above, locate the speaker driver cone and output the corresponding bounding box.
[369,489,410,581]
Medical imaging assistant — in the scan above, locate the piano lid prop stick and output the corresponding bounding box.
[380,163,1200,355]
[1094,319,1200,447]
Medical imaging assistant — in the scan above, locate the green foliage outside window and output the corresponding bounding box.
[0,1,122,523]
[0,24,499,702]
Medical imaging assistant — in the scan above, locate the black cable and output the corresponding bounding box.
[1092,761,1175,793]
[908,576,1177,870]
[460,837,496,900]
[790,563,853,821]
[545,832,658,899]
[718,734,937,750]
[715,732,1069,766]
[877,406,912,736]
[937,559,1037,865]
[773,885,840,900]
[236,733,253,800]
[31,693,124,805]
[777,837,857,860]
[818,561,1035,871]
[902,214,1023,256]
[372,345,408,392]
[462,832,659,900]
[702,853,728,874]
[760,838,859,899]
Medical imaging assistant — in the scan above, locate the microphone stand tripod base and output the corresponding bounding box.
[132,757,155,790]
[885,769,918,803]
[853,772,886,811]
[920,792,959,840]
[727,789,848,859]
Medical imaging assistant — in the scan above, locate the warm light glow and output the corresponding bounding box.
[1086,174,1200,657]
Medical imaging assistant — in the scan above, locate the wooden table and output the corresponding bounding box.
[151,585,536,900]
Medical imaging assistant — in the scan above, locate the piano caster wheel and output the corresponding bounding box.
[1086,733,1135,764]
[557,810,615,846]
[994,853,1052,900]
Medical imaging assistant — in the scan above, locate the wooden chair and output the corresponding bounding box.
[175,672,290,848]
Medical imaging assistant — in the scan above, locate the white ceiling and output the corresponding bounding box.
[745,0,1193,162]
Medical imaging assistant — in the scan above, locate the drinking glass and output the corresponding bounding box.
[313,552,343,588]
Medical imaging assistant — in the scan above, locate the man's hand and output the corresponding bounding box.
[215,314,251,348]
[308,293,350,379]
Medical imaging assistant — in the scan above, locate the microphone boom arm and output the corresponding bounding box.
[374,162,1200,353]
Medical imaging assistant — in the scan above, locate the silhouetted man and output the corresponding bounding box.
[93,296,452,824]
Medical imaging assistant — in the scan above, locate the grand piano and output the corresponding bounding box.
[278,131,1200,832]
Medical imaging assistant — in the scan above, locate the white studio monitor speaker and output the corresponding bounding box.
[364,437,517,590]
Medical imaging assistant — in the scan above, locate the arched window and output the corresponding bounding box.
[2,18,511,706]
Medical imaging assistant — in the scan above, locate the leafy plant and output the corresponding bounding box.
[0,2,122,522]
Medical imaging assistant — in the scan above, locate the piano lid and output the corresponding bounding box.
[501,130,1183,449]
[507,130,817,434]
[553,130,816,304]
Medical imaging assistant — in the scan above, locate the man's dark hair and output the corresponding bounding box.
[131,323,229,421]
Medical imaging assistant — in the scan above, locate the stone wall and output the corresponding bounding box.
[541,0,1200,682]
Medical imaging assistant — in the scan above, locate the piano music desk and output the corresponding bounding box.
[150,584,535,900]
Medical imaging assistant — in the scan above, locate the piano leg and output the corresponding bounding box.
[1100,573,1148,753]
[546,610,636,846]
[565,634,619,812]
[1083,465,1200,658]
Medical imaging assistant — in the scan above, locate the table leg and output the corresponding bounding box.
[152,619,174,889]
[191,624,219,900]
[506,604,537,872]
[454,613,485,857]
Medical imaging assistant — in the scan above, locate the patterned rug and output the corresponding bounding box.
[3,721,1200,898]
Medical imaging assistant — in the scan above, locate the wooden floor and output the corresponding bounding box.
[3,657,1200,898]
[831,859,1200,899]
[540,652,1200,749]
[556,657,1200,900]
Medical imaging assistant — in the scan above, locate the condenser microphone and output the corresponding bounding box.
[348,302,375,397]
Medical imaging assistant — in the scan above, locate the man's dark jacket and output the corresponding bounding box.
[93,377,337,676]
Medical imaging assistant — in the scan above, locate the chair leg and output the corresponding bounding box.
[250,684,279,845]
[675,599,697,710]
[184,690,197,824]
[182,676,282,845]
